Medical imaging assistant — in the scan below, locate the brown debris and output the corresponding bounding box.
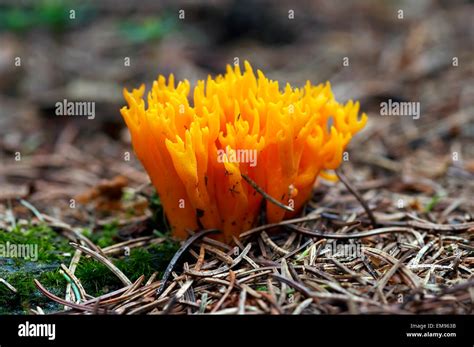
[76,175,128,210]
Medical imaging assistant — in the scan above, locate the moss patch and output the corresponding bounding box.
[73,241,179,297]
[0,224,178,314]
[83,221,119,248]
[0,225,69,313]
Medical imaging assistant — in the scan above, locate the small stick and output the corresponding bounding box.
[240,213,321,238]
[238,288,247,315]
[331,258,367,285]
[200,244,234,265]
[261,231,289,255]
[241,174,294,212]
[211,271,236,313]
[286,224,413,239]
[19,199,45,222]
[336,168,377,227]
[121,275,145,297]
[34,280,110,314]
[157,229,219,297]
[0,278,17,293]
[186,243,252,277]
[161,280,194,315]
[195,245,206,271]
[293,298,313,315]
[374,250,416,296]
[271,273,313,298]
[145,272,158,286]
[70,243,132,286]
[60,264,87,301]
[59,270,82,303]
[65,249,82,310]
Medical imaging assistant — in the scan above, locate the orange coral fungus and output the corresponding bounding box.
[121,61,367,242]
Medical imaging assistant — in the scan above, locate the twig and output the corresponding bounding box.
[0,278,17,293]
[34,280,110,314]
[272,274,314,298]
[241,173,294,212]
[239,213,322,238]
[157,229,219,296]
[336,168,377,227]
[211,271,236,313]
[286,224,413,239]
[261,231,289,255]
[60,264,87,301]
[162,280,194,315]
[238,288,247,315]
[70,242,132,286]
[292,298,313,315]
[65,249,82,309]
[19,199,45,222]
[374,249,416,297]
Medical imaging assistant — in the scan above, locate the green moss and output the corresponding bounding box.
[0,223,178,314]
[424,194,443,212]
[0,267,65,314]
[0,224,71,263]
[0,0,94,33]
[93,222,119,248]
[74,259,121,297]
[74,240,179,296]
[118,241,179,281]
[0,224,71,314]
[83,221,121,249]
[120,16,177,44]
